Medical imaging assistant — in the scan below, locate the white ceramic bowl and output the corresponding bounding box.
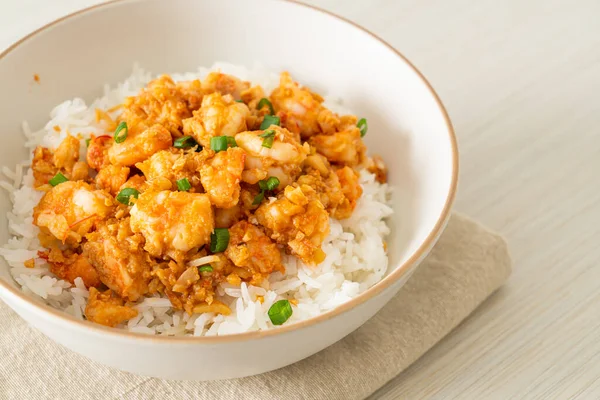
[0,0,457,380]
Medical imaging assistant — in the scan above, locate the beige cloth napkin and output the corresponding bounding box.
[0,213,511,400]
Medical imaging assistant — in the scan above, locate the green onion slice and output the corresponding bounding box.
[259,130,275,149]
[259,176,280,192]
[252,191,265,206]
[116,187,140,206]
[226,136,238,148]
[210,228,230,253]
[198,265,213,273]
[235,99,245,103]
[176,178,191,191]
[257,97,275,115]
[210,136,229,152]
[85,138,91,147]
[49,172,68,187]
[174,135,198,149]
[259,115,281,130]
[268,299,293,325]
[357,118,368,137]
[114,121,128,144]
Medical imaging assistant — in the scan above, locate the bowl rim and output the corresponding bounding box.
[0,0,459,343]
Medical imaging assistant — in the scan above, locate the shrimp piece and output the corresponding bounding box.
[136,149,205,191]
[71,161,90,181]
[121,174,147,193]
[86,135,113,170]
[202,72,250,100]
[31,147,56,187]
[120,75,197,137]
[199,147,245,208]
[235,126,309,186]
[85,287,138,327]
[176,79,204,111]
[95,165,130,196]
[333,166,363,219]
[308,126,366,167]
[108,124,172,167]
[53,134,80,171]
[130,190,214,258]
[299,153,362,219]
[214,204,243,228]
[44,248,101,288]
[32,134,83,187]
[225,221,283,284]
[83,218,151,301]
[33,181,114,244]
[365,155,388,183]
[270,72,339,139]
[182,92,250,148]
[254,184,329,265]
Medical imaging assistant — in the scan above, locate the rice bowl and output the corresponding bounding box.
[0,0,457,380]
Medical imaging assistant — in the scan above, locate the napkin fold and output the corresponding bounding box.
[0,213,511,400]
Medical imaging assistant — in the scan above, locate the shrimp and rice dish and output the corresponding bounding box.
[0,63,392,336]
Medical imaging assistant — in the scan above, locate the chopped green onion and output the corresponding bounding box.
[49,172,68,187]
[198,265,213,273]
[259,176,280,192]
[259,130,275,149]
[252,191,265,206]
[265,176,280,191]
[114,121,128,144]
[176,178,191,191]
[357,118,368,137]
[210,228,230,253]
[257,98,275,115]
[226,136,238,148]
[85,138,91,147]
[268,299,293,325]
[235,99,245,103]
[174,135,198,149]
[116,188,140,206]
[210,136,229,152]
[259,115,280,130]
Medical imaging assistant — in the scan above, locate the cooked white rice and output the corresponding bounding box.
[0,63,393,336]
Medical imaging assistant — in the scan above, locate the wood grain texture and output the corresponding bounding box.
[1,0,599,398]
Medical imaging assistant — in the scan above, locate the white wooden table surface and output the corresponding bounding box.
[2,0,599,398]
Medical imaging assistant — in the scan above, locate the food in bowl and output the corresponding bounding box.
[0,63,392,336]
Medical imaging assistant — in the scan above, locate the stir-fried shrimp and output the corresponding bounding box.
[85,287,138,327]
[236,126,308,186]
[120,75,202,137]
[309,126,366,167]
[214,204,243,228]
[136,149,205,191]
[32,147,57,187]
[53,134,80,171]
[199,147,245,208]
[26,70,383,325]
[33,181,114,244]
[95,165,130,196]
[108,124,172,167]
[42,248,101,288]
[32,134,84,187]
[270,72,339,139]
[86,135,113,170]
[225,221,283,284]
[130,190,214,258]
[83,218,151,301]
[254,184,329,264]
[182,92,250,148]
[202,72,250,100]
